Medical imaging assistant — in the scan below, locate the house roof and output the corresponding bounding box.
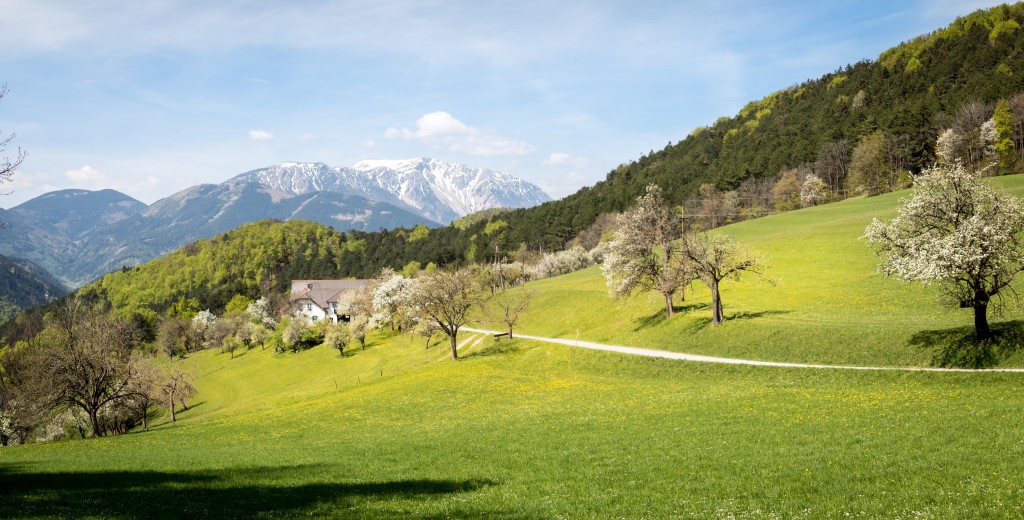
[290,280,369,309]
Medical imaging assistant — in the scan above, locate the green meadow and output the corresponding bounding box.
[519,176,1024,368]
[4,177,1024,518]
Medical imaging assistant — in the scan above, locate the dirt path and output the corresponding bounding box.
[462,328,1024,373]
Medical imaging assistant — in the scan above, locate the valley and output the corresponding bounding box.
[4,174,1024,517]
[5,4,1024,518]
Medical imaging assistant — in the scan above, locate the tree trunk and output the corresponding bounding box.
[974,301,993,341]
[88,409,103,438]
[168,394,176,422]
[508,324,514,340]
[449,332,459,360]
[663,292,674,318]
[710,281,724,325]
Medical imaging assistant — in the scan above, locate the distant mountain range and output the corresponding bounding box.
[0,158,550,288]
[230,158,550,224]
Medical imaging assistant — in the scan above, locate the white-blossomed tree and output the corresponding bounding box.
[864,162,1024,341]
[602,184,694,319]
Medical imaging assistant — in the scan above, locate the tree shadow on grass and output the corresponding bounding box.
[464,338,522,359]
[0,463,505,519]
[907,321,1024,368]
[633,303,708,331]
[727,310,791,321]
[633,305,789,332]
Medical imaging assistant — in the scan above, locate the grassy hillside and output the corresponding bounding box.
[6,180,1024,515]
[3,333,1024,518]
[513,174,1024,368]
[5,180,1024,517]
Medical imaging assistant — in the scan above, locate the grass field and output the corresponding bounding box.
[515,176,1024,368]
[4,177,1024,518]
[3,336,1024,518]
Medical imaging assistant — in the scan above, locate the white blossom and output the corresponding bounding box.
[863,161,1024,339]
[245,297,276,327]
[371,275,416,330]
[799,174,829,207]
[192,309,216,332]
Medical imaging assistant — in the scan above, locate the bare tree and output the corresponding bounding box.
[35,298,149,437]
[0,342,47,445]
[1009,92,1024,162]
[409,268,483,360]
[0,85,25,187]
[158,367,195,423]
[602,185,695,318]
[815,139,849,191]
[684,233,765,326]
[697,183,725,229]
[938,100,996,172]
[486,288,535,339]
[126,360,161,430]
[412,319,441,349]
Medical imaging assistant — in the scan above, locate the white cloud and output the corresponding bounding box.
[62,165,160,195]
[401,111,473,139]
[386,111,535,157]
[249,130,274,141]
[544,152,589,168]
[66,165,107,183]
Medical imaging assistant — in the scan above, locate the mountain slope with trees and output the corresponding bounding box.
[325,3,1024,273]
[0,255,67,322]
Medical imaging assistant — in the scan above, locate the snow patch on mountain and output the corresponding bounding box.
[230,158,551,224]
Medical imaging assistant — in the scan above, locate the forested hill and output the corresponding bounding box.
[0,255,68,323]
[326,3,1024,274]
[514,4,1024,234]
[10,3,1024,308]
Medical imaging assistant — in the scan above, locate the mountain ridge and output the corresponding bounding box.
[230,157,551,224]
[0,158,548,288]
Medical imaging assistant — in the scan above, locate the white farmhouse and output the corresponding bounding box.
[289,279,370,324]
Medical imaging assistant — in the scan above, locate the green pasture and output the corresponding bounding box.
[3,336,1024,518]
[6,177,1024,518]
[515,175,1024,367]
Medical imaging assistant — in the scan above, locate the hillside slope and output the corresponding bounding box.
[5,179,1024,517]
[513,174,1024,367]
[0,255,68,322]
[315,3,1024,275]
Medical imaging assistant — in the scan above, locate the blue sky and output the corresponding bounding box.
[0,0,1002,207]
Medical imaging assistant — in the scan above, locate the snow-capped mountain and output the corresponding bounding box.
[230,158,551,223]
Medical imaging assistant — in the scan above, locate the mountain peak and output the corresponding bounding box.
[229,158,550,223]
[351,157,431,171]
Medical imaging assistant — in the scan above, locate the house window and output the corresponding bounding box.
[311,316,318,322]
[307,283,313,289]
[306,303,312,311]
